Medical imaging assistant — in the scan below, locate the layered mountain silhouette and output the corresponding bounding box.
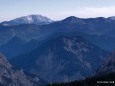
[1,15,115,84]
[1,16,115,51]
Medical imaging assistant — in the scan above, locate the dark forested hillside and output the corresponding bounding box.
[47,72,115,86]
[10,35,109,83]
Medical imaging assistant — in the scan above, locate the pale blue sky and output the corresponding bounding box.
[0,0,115,21]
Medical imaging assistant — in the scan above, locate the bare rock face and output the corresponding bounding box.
[0,53,12,68]
[0,52,39,86]
[97,52,115,74]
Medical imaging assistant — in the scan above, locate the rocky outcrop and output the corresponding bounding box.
[97,52,115,74]
[0,52,39,86]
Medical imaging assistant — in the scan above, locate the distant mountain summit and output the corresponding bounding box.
[60,16,84,24]
[1,14,53,26]
[108,16,115,20]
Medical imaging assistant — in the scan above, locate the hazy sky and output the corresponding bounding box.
[0,0,115,21]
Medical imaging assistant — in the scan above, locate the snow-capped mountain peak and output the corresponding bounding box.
[15,14,53,23]
[1,14,54,25]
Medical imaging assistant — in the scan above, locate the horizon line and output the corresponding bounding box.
[0,14,115,23]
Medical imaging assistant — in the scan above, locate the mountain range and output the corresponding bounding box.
[0,14,115,84]
[10,35,108,83]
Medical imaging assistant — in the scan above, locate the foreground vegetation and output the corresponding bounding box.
[47,73,115,86]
